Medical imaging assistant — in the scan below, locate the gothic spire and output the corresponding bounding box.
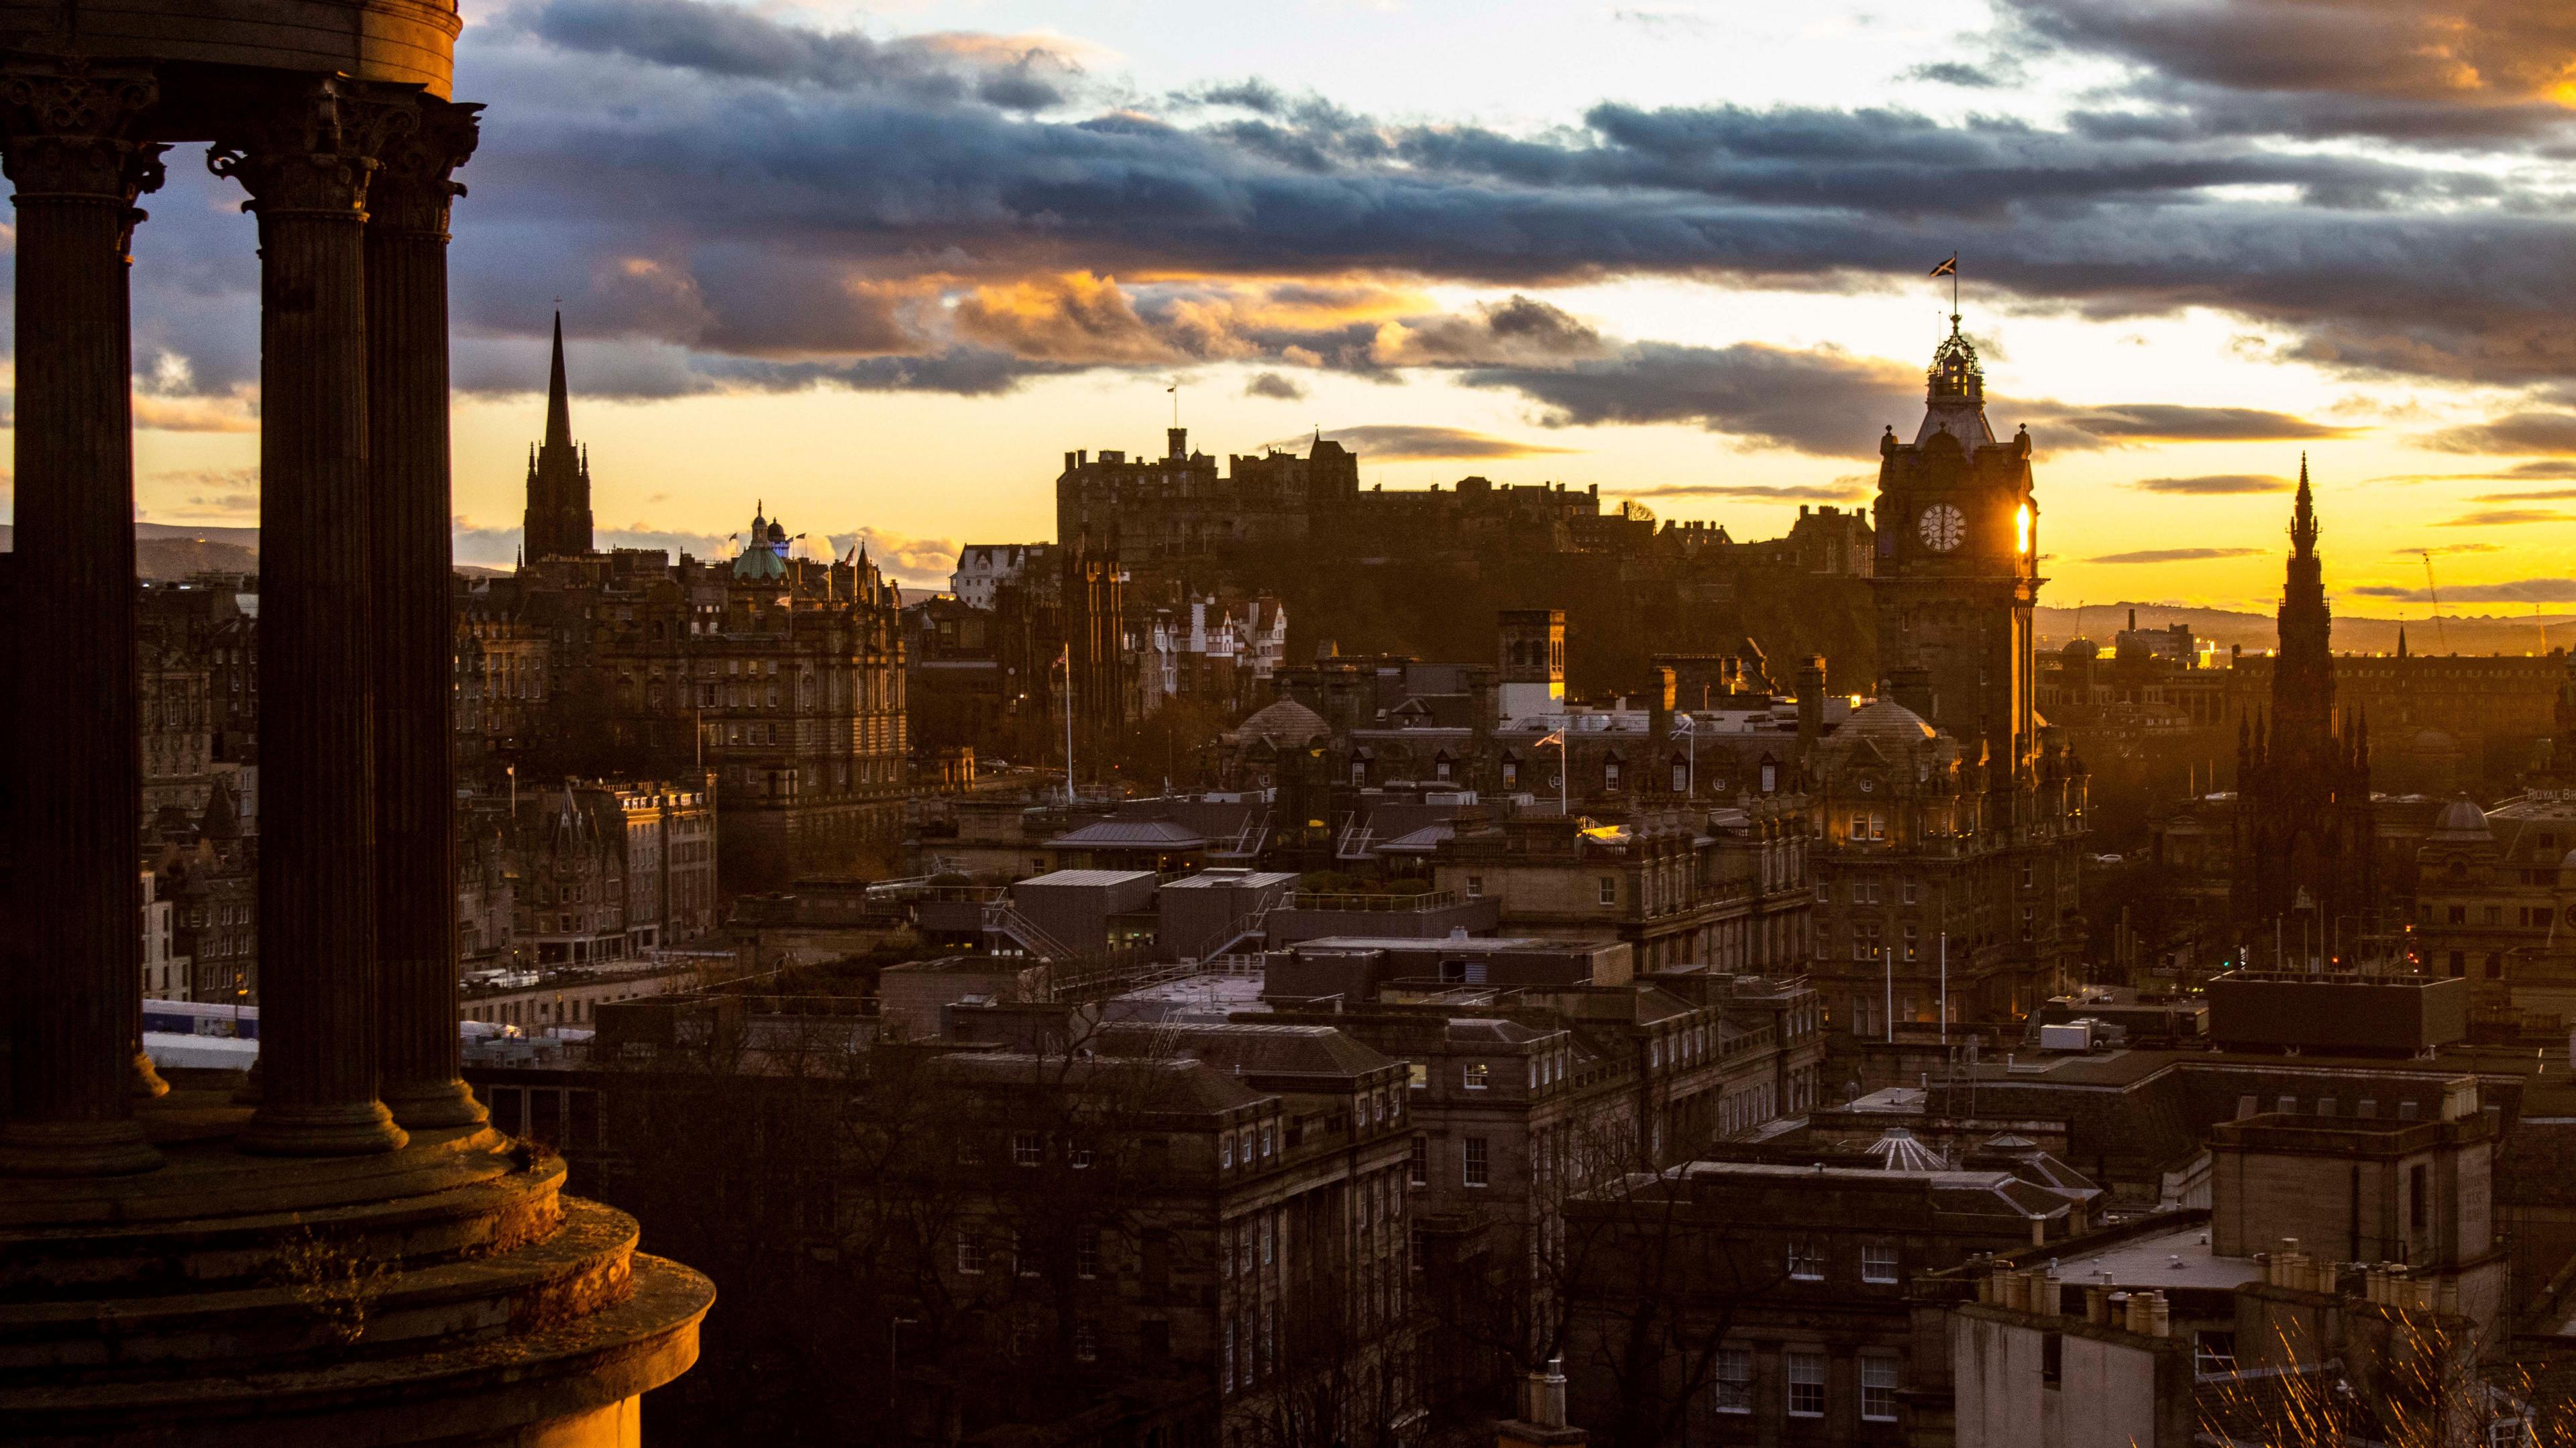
[2290,451,2318,560]
[545,310,573,452]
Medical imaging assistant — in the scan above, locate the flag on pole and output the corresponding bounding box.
[1929,254,1957,277]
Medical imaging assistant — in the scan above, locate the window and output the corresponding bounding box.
[1789,1241,1824,1280]
[1013,1130,1042,1166]
[1464,1063,1491,1091]
[2411,1164,2428,1231]
[1901,878,1919,905]
[1222,1135,1235,1168]
[1466,875,1483,898]
[1262,1124,1276,1156]
[1409,1135,1428,1186]
[1077,1226,1102,1278]
[1713,1348,1753,1414]
[1786,1350,1827,1417]
[1351,763,1367,787]
[1070,1143,1095,1170]
[1409,1062,1428,1090]
[1223,1321,1237,1392]
[1501,759,1519,788]
[1672,761,1688,792]
[957,1234,985,1275]
[2485,905,2504,926]
[1863,1243,1898,1283]
[2449,905,2468,924]
[1464,1136,1491,1187]
[1073,1319,1100,1362]
[1261,1216,1274,1266]
[1598,877,1617,906]
[1861,1356,1899,1421]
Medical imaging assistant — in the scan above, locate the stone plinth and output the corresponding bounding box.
[0,1087,712,1445]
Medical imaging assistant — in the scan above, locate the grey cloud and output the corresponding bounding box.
[2050,406,2355,443]
[1271,425,1575,461]
[2353,577,2576,602]
[1371,296,1609,367]
[1618,482,1871,502]
[2425,412,2576,455]
[2004,0,2576,146]
[97,0,2576,408]
[2086,547,2265,563]
[2439,508,2573,526]
[1244,372,1308,401]
[2125,474,2294,494]
[1907,62,2006,89]
[1461,342,1919,458]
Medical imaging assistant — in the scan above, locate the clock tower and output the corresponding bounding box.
[1870,317,2041,778]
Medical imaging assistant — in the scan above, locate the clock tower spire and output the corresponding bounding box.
[1869,314,2042,779]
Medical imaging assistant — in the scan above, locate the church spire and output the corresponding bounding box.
[545,310,573,452]
[523,310,594,559]
[2290,451,2318,560]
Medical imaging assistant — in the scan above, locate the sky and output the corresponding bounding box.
[70,0,2576,612]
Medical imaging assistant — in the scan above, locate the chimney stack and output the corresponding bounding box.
[1497,1358,1587,1448]
[1796,657,1827,751]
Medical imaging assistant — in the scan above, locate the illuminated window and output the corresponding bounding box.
[2015,502,2032,554]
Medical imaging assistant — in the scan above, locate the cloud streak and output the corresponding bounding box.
[2086,547,2266,563]
[2126,473,2294,495]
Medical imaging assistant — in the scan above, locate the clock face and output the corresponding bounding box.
[1919,503,1966,552]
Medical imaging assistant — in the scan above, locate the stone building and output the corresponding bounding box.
[1558,1152,2087,1447]
[1806,695,2089,1037]
[449,327,911,890]
[1430,809,1815,978]
[152,779,257,1007]
[457,776,716,968]
[467,1003,1419,1447]
[0,6,705,1442]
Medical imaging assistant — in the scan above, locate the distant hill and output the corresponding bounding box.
[0,522,261,581]
[2039,602,2576,657]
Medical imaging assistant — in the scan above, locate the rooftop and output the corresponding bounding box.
[2058,1219,2260,1293]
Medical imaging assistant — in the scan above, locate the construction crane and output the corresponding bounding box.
[2417,550,2448,652]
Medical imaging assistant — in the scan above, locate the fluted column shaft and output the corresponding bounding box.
[217,79,411,1156]
[370,99,483,1129]
[0,64,164,1176]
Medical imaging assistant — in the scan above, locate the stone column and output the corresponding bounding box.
[215,78,411,1156]
[0,63,166,1177]
[370,98,485,1129]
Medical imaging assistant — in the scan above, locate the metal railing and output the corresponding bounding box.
[1285,889,1461,912]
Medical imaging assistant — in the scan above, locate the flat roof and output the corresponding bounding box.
[1015,869,1159,888]
[1291,935,1566,953]
[2061,1221,2261,1293]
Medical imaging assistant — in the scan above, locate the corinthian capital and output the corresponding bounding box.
[209,77,418,219]
[370,98,482,237]
[0,60,164,207]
